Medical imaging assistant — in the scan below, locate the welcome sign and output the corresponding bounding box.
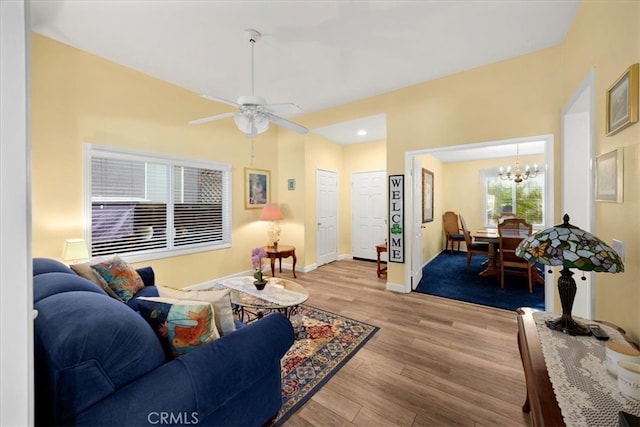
[388,175,404,263]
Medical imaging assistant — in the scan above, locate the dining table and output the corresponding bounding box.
[473,228,543,284]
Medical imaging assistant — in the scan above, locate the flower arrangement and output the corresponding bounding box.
[251,247,268,283]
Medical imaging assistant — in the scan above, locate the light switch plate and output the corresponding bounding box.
[612,239,624,262]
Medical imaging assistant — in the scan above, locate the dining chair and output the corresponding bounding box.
[459,215,489,269]
[442,211,465,254]
[497,218,535,292]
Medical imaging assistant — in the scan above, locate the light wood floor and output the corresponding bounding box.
[281,259,531,427]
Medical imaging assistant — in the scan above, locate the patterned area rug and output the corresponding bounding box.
[272,304,379,426]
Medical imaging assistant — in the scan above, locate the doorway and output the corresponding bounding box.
[351,170,386,260]
[403,135,555,309]
[316,169,338,267]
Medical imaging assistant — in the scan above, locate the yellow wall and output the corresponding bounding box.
[31,34,281,286]
[31,0,640,340]
[417,154,444,263]
[561,0,640,341]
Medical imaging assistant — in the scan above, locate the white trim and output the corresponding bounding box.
[0,1,32,425]
[386,281,409,293]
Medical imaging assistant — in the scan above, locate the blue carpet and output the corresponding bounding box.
[415,251,545,312]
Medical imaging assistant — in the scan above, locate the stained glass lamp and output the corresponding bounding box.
[516,214,624,335]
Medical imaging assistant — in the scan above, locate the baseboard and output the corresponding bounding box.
[338,253,353,261]
[386,281,409,293]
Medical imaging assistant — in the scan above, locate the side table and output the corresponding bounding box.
[264,244,297,278]
[375,243,387,277]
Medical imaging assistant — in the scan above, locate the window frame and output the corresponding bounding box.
[84,144,232,263]
[481,167,546,229]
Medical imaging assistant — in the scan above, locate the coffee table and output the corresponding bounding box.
[219,276,308,323]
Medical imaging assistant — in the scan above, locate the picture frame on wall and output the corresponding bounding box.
[245,168,270,209]
[595,148,623,203]
[422,168,434,223]
[606,63,639,136]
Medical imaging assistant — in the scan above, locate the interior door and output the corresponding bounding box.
[351,170,386,260]
[412,157,423,289]
[316,169,338,266]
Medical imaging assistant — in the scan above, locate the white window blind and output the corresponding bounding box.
[86,145,231,259]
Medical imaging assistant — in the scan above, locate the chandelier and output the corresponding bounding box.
[498,144,539,183]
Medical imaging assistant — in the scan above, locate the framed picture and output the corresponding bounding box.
[245,168,270,209]
[595,148,623,203]
[606,63,639,136]
[287,179,296,191]
[422,168,434,223]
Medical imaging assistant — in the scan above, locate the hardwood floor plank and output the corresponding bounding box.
[281,259,530,427]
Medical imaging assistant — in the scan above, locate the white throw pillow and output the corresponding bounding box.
[157,286,236,336]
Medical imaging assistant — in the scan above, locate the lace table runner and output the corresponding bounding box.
[533,312,640,426]
[220,276,307,306]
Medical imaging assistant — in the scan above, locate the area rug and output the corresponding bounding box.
[272,304,379,426]
[415,250,545,312]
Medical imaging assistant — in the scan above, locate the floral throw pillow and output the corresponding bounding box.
[137,297,220,358]
[90,255,145,302]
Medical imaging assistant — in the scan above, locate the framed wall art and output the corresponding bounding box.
[595,148,623,203]
[245,168,270,209]
[422,168,434,223]
[606,63,639,136]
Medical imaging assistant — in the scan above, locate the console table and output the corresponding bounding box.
[264,244,297,278]
[517,308,640,426]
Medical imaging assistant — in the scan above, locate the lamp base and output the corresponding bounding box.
[545,314,591,336]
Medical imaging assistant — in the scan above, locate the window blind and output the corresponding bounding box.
[87,145,231,258]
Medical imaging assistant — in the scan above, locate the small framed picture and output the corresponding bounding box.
[245,168,270,209]
[606,63,639,136]
[287,179,296,191]
[595,148,623,203]
[422,168,434,223]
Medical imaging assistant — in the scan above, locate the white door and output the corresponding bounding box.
[316,169,338,266]
[351,171,386,260]
[412,157,423,289]
[561,70,595,319]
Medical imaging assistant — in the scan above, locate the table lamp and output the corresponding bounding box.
[516,214,624,336]
[259,203,283,248]
[62,238,89,264]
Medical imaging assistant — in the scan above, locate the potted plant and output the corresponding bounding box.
[251,247,268,290]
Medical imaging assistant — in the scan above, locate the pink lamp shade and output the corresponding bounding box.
[259,203,283,221]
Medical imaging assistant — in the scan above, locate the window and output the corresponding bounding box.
[86,145,231,260]
[482,168,545,227]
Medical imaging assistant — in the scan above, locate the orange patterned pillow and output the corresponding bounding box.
[90,255,145,302]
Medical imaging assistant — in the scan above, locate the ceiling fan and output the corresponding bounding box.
[189,29,308,137]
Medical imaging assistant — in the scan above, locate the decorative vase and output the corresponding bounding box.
[253,280,267,290]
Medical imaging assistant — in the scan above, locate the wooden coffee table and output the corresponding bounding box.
[220,276,308,323]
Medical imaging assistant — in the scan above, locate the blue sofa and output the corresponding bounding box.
[33,258,294,426]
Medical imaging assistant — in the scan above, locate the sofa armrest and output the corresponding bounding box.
[74,313,294,426]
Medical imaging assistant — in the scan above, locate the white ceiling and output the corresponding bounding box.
[29,0,579,146]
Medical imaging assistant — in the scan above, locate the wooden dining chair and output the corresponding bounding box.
[459,215,489,269]
[442,211,465,254]
[498,218,535,292]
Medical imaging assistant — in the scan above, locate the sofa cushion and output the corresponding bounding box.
[33,257,75,276]
[127,285,160,311]
[69,262,123,301]
[90,255,145,302]
[33,272,107,304]
[137,297,220,358]
[33,291,166,421]
[157,285,236,336]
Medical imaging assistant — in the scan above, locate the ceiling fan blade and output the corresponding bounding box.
[265,102,303,114]
[188,111,235,125]
[263,112,308,134]
[200,94,239,108]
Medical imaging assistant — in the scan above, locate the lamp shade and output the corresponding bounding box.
[259,203,283,221]
[515,214,624,273]
[515,214,624,336]
[62,238,89,262]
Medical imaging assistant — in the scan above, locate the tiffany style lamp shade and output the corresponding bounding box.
[516,214,624,336]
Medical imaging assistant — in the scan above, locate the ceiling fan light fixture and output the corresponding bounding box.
[234,112,269,135]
